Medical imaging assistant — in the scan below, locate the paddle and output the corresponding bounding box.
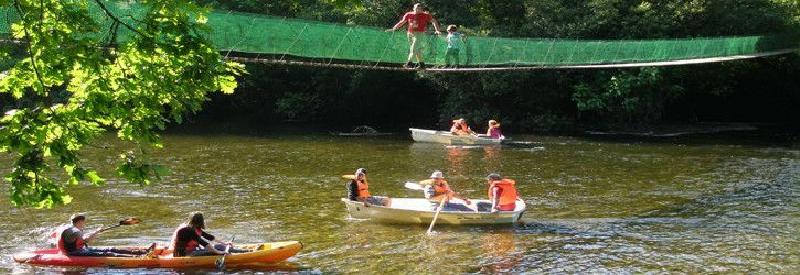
[427,197,447,235]
[96,217,142,233]
[49,217,142,247]
[404,181,425,191]
[215,236,236,271]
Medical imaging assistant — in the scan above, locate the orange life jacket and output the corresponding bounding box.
[488,179,518,211]
[343,175,370,199]
[434,182,450,195]
[356,179,370,199]
[421,179,450,196]
[170,226,203,256]
[55,226,85,254]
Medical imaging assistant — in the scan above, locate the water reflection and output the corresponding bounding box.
[478,229,520,273]
[482,145,502,173]
[446,145,470,179]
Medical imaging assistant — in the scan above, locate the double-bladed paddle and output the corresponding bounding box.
[215,236,236,270]
[97,217,142,233]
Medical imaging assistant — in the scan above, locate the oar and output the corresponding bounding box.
[97,217,142,233]
[427,197,447,235]
[215,236,236,271]
[404,181,425,191]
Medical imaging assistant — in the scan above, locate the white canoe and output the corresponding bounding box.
[409,128,506,145]
[341,198,526,225]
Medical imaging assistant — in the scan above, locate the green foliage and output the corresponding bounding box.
[186,0,799,133]
[0,0,244,207]
[571,68,685,123]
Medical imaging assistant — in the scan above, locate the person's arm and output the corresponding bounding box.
[83,228,105,244]
[201,231,223,245]
[491,187,501,212]
[431,16,442,35]
[450,191,471,205]
[195,230,226,254]
[201,236,226,255]
[388,14,407,31]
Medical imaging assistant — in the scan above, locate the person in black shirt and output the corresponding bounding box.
[57,213,152,257]
[170,212,243,257]
[346,168,390,206]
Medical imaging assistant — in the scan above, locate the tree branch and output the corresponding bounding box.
[92,0,148,38]
[12,0,47,96]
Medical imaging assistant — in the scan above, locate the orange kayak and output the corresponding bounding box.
[13,241,301,268]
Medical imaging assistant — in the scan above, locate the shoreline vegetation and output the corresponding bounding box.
[1,0,799,207]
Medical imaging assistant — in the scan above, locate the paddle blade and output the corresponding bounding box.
[119,217,142,225]
[404,182,426,191]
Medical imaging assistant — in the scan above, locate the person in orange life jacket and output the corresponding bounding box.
[56,213,150,257]
[387,3,442,69]
[480,173,519,212]
[170,212,245,257]
[486,120,505,140]
[450,118,475,136]
[346,168,390,207]
[420,170,471,206]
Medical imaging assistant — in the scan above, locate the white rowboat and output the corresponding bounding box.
[341,198,526,225]
[409,128,506,145]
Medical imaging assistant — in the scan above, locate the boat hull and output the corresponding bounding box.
[341,198,525,225]
[12,241,301,268]
[409,128,505,145]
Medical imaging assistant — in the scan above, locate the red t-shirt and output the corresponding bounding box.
[399,12,432,33]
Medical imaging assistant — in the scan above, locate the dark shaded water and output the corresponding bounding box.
[1,133,798,273]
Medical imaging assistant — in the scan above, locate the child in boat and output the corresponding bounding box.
[486,120,505,140]
[345,168,390,207]
[420,171,471,206]
[450,118,475,136]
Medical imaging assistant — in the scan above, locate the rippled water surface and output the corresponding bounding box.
[1,133,798,273]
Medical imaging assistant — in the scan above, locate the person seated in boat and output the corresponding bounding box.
[420,170,471,206]
[345,168,390,207]
[170,211,245,257]
[55,213,152,257]
[486,120,505,140]
[478,173,519,212]
[450,118,475,136]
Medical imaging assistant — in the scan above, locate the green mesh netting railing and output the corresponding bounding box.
[2,2,799,68]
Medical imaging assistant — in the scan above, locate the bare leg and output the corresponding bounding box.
[407,32,416,63]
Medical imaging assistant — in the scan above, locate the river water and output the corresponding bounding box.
[1,132,798,273]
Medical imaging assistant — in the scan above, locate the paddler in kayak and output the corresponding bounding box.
[480,173,519,212]
[420,171,471,208]
[55,213,152,257]
[450,118,476,136]
[345,168,390,207]
[170,211,245,257]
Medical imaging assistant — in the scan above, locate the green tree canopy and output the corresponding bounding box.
[0,0,243,208]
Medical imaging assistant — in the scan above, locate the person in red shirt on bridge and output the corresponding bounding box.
[388,3,442,69]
